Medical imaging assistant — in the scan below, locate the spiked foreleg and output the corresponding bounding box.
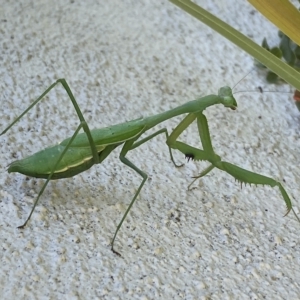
[170,141,214,162]
[167,111,221,188]
[196,112,214,153]
[167,113,197,144]
[166,140,218,189]
[216,161,299,221]
[188,164,215,190]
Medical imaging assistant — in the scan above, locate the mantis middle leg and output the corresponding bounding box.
[111,127,182,254]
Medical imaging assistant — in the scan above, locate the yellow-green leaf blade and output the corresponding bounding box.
[248,0,300,46]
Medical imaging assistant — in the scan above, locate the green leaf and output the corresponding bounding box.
[266,72,279,83]
[270,47,282,59]
[169,0,300,90]
[262,38,270,50]
[279,35,296,65]
[249,0,300,47]
[294,45,300,60]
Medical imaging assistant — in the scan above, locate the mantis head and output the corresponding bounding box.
[218,86,237,110]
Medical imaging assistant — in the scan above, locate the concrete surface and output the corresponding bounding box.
[1,1,300,299]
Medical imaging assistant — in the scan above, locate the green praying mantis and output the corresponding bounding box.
[1,79,299,255]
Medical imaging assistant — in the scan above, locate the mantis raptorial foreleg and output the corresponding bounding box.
[188,164,215,190]
[167,111,300,222]
[216,162,300,222]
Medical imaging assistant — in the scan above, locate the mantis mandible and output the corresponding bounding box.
[1,79,299,255]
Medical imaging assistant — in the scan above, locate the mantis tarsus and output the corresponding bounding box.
[1,79,299,255]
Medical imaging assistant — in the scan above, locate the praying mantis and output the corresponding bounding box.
[1,79,299,255]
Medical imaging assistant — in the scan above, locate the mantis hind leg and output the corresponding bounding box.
[217,161,300,222]
[3,80,100,228]
[18,123,85,228]
[1,79,99,163]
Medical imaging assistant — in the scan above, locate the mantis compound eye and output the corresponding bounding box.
[218,86,238,110]
[223,95,237,110]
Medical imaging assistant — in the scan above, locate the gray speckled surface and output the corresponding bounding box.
[1,1,300,299]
